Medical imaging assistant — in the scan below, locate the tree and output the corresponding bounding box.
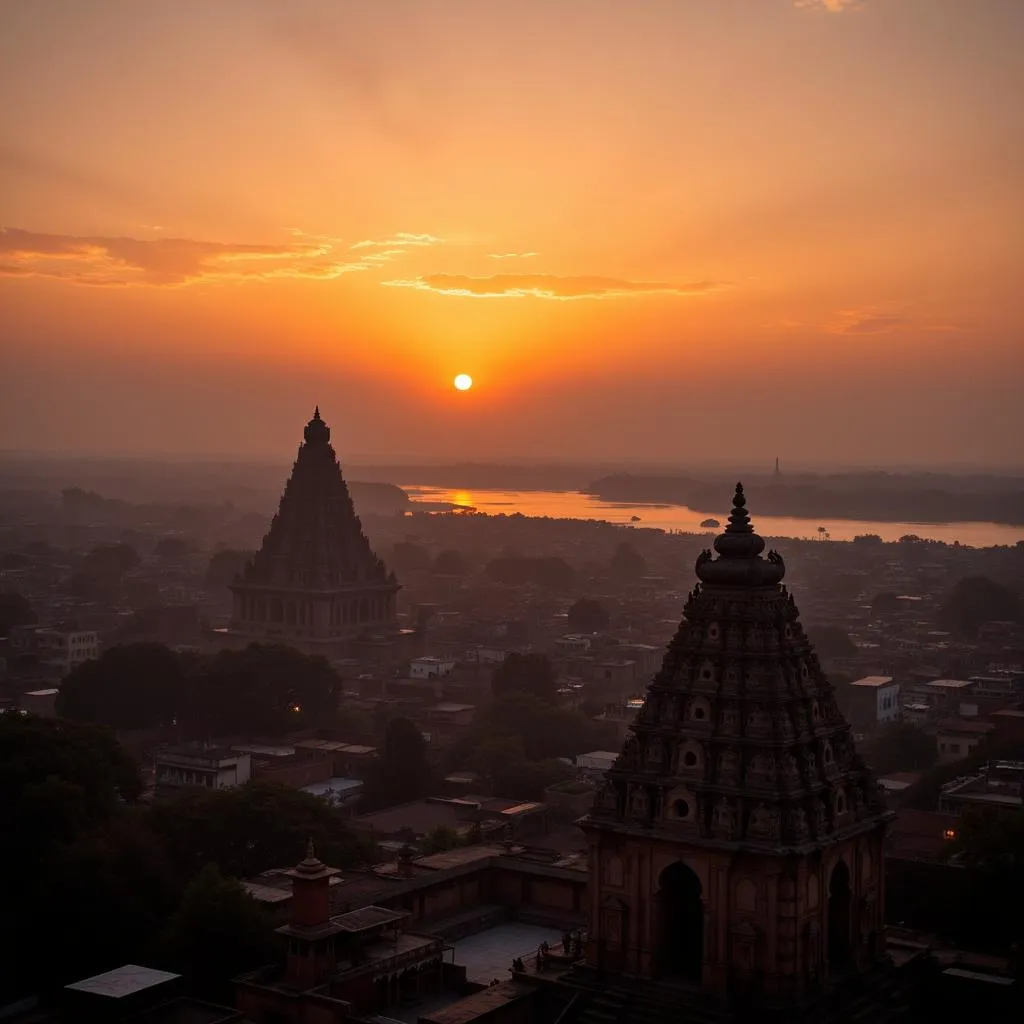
[155,536,189,560]
[57,642,185,730]
[155,864,277,994]
[806,626,857,661]
[0,715,143,997]
[145,780,372,880]
[473,692,604,762]
[610,542,646,580]
[938,576,1021,636]
[419,825,462,855]
[567,597,610,634]
[852,534,883,545]
[0,590,36,636]
[205,548,253,590]
[492,652,559,703]
[363,717,431,809]
[0,714,141,869]
[862,722,938,774]
[82,542,140,579]
[434,549,468,576]
[183,643,342,737]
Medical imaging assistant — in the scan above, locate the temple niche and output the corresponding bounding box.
[579,484,892,1006]
[223,408,400,658]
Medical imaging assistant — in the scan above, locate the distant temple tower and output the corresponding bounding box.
[774,456,781,477]
[227,408,400,657]
[580,484,892,1011]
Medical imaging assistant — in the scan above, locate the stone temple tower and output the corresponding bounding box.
[579,484,892,1012]
[227,408,399,658]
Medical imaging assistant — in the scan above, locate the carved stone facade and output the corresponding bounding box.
[226,408,400,657]
[580,485,891,1004]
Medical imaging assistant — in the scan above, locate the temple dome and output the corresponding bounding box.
[303,405,330,445]
[695,482,786,587]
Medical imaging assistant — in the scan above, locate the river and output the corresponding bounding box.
[402,485,1023,548]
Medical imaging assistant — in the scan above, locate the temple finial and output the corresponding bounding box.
[306,837,316,861]
[313,405,321,420]
[725,482,753,535]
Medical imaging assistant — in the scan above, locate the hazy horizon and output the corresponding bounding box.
[2,1,1022,467]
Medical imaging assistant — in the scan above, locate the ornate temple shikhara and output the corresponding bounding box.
[227,408,400,658]
[577,484,893,1013]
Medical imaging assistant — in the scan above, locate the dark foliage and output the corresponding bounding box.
[363,716,432,809]
[806,625,858,661]
[938,575,1021,636]
[0,589,36,635]
[433,548,469,576]
[391,541,432,573]
[491,652,559,703]
[154,864,278,996]
[57,642,185,730]
[609,541,646,580]
[567,597,610,634]
[57,641,342,738]
[861,722,938,774]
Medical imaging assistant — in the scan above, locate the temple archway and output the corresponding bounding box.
[827,860,852,970]
[655,861,703,982]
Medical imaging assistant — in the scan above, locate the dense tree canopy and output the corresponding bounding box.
[363,716,432,810]
[567,597,610,634]
[861,722,938,774]
[609,542,647,580]
[938,575,1021,636]
[458,692,605,766]
[491,652,559,703]
[0,589,36,636]
[154,864,278,994]
[434,548,469,576]
[57,642,342,738]
[155,536,190,560]
[57,642,185,731]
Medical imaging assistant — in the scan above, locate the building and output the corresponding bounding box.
[422,486,921,1023]
[935,718,994,763]
[222,408,401,658]
[236,843,450,1021]
[153,745,251,794]
[846,675,901,730]
[62,964,241,1023]
[12,625,99,680]
[410,656,457,679]
[20,687,58,716]
[939,760,1024,813]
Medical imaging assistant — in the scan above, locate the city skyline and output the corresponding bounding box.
[2,0,1022,466]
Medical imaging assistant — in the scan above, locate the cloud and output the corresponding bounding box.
[488,252,539,260]
[0,227,373,286]
[826,308,960,335]
[794,0,863,11]
[350,232,444,250]
[382,273,723,300]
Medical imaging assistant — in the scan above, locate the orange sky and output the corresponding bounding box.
[1,0,1022,467]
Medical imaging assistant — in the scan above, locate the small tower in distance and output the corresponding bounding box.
[774,456,782,478]
[278,840,342,989]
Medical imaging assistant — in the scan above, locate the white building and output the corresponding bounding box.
[848,676,901,728]
[36,628,98,680]
[409,655,456,680]
[154,746,251,794]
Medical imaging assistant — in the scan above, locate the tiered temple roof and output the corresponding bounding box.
[589,483,889,852]
[239,407,395,592]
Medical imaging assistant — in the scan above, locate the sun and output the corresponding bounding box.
[453,373,473,391]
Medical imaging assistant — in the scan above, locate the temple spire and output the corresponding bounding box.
[696,481,784,585]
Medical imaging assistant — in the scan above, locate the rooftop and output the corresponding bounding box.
[334,905,408,933]
[926,679,974,690]
[66,964,180,999]
[851,675,896,688]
